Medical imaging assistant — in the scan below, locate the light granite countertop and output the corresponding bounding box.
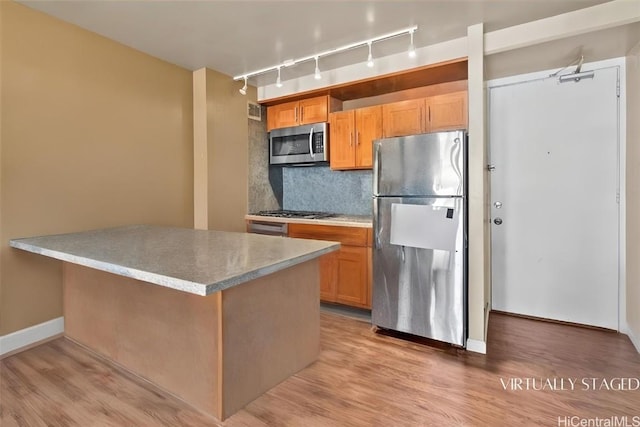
[10,225,339,296]
[245,214,373,228]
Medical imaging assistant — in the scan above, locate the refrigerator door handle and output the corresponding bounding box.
[401,245,405,262]
[373,144,381,195]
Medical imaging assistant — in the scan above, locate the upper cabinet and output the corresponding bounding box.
[266,100,299,130]
[381,99,424,138]
[267,95,341,131]
[426,91,468,132]
[331,91,466,170]
[329,105,382,170]
[383,91,467,138]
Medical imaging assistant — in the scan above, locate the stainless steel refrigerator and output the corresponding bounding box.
[372,130,467,347]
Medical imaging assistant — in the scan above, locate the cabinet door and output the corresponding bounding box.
[426,91,467,132]
[329,110,356,170]
[319,252,338,303]
[335,246,369,308]
[288,223,371,309]
[382,99,425,138]
[355,105,382,169]
[267,100,299,131]
[299,96,328,125]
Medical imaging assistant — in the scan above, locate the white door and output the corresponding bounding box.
[489,66,619,330]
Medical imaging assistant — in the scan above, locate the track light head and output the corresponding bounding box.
[239,76,247,95]
[408,30,416,58]
[276,67,283,88]
[314,56,321,80]
[367,42,374,68]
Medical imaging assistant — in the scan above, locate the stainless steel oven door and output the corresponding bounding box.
[269,122,328,165]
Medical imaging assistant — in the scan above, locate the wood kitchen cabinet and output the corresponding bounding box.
[382,91,467,137]
[382,99,425,138]
[329,106,382,170]
[333,246,369,306]
[267,95,341,131]
[426,91,468,132]
[288,223,372,309]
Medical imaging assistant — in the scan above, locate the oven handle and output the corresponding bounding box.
[248,221,288,236]
[309,127,315,159]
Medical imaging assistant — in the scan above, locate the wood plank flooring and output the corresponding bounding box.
[2,312,639,426]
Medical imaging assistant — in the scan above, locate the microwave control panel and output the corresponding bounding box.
[313,132,325,153]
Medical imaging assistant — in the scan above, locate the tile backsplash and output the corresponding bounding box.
[282,166,372,216]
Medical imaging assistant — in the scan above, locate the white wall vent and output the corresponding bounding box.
[247,101,262,121]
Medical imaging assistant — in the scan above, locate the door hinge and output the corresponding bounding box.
[616,81,620,98]
[616,192,620,204]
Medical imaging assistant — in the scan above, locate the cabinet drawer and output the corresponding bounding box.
[288,223,369,247]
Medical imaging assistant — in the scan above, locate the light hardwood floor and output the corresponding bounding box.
[2,312,639,426]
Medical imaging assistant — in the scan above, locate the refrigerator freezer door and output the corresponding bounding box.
[373,131,465,197]
[372,196,466,346]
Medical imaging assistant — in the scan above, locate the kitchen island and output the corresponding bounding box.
[10,225,339,421]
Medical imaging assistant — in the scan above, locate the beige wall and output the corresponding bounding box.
[198,69,249,232]
[0,1,194,335]
[626,44,640,347]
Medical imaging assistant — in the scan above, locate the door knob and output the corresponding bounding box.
[494,218,503,225]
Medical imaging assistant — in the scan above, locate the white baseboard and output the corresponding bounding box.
[0,317,64,357]
[627,326,640,353]
[466,338,486,354]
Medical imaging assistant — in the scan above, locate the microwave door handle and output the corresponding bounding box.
[309,127,315,159]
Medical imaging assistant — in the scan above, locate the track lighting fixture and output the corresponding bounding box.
[408,29,416,58]
[239,76,247,95]
[314,57,321,80]
[232,25,418,89]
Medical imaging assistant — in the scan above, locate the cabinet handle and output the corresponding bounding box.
[350,132,353,147]
[295,107,298,123]
[357,131,360,145]
[420,107,423,129]
[300,106,304,122]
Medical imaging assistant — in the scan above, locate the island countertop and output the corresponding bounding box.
[9,224,340,296]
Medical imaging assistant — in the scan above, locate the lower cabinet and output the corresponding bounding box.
[288,223,372,309]
[320,245,369,307]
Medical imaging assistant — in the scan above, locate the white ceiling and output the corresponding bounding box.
[19,0,613,85]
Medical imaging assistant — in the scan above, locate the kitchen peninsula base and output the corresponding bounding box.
[63,260,319,420]
[10,225,338,421]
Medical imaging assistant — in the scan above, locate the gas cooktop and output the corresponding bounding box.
[254,210,337,220]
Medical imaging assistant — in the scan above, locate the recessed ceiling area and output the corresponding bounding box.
[19,0,609,84]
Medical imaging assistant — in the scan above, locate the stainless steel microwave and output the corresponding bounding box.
[269,122,328,165]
